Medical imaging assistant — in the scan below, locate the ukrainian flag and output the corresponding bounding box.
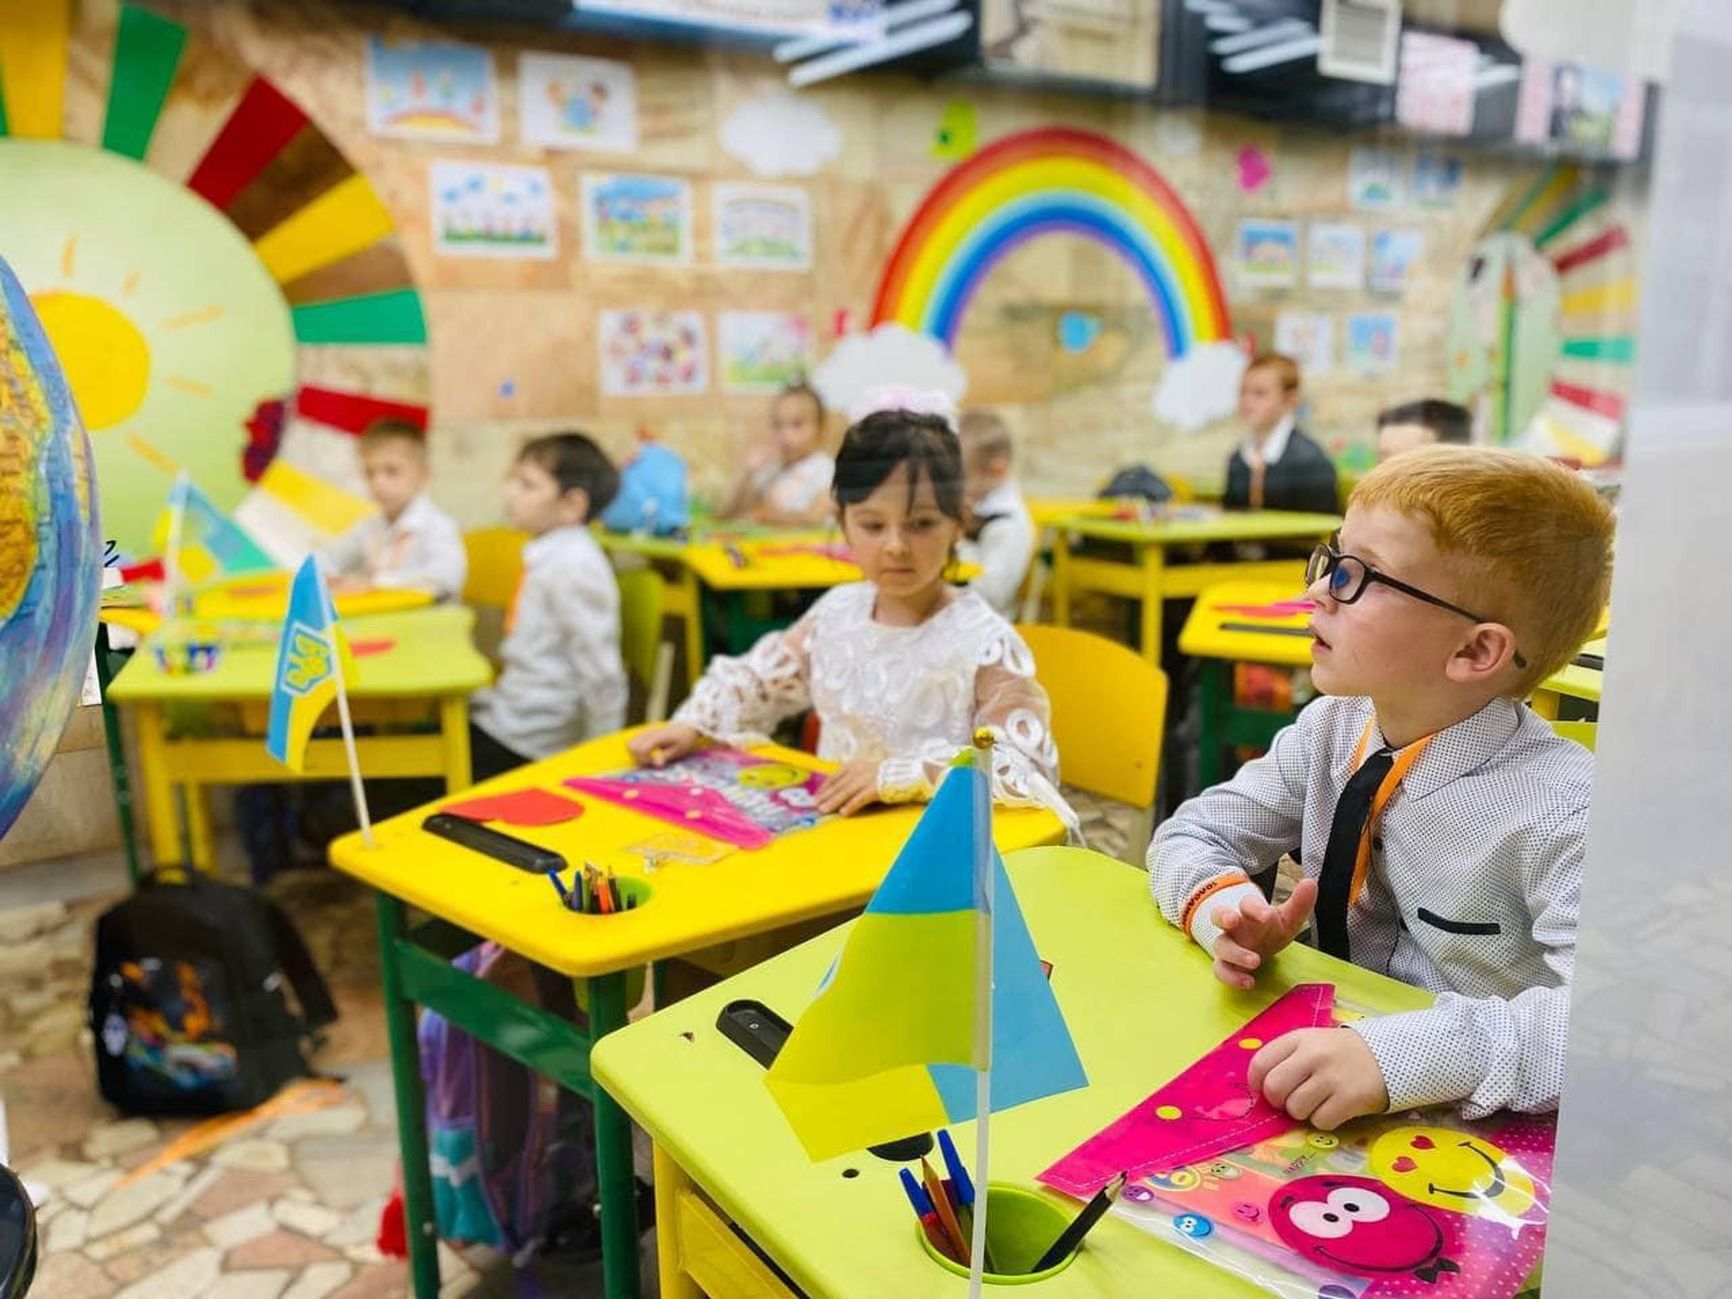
[266,557,352,772]
[766,760,1087,1161]
[156,473,277,584]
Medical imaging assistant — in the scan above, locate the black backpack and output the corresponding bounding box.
[88,871,338,1115]
[1100,463,1174,503]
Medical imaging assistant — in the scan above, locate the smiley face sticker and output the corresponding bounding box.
[1368,1127,1539,1223]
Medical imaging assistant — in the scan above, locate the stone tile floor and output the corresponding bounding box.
[2,795,1150,1298]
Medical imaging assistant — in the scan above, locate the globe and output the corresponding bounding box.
[0,254,101,843]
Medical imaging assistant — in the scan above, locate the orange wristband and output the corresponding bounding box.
[1180,872,1253,938]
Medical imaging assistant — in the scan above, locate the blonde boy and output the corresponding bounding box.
[958,409,1035,617]
[319,419,466,600]
[1150,447,1613,1127]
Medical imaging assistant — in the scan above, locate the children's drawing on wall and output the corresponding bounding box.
[712,184,813,271]
[1347,146,1404,210]
[1396,30,1477,136]
[364,36,498,143]
[519,53,637,153]
[1412,152,1464,209]
[1370,229,1424,294]
[1306,222,1365,289]
[1516,58,1646,159]
[582,173,693,263]
[1346,311,1399,374]
[1235,219,1300,289]
[720,92,843,179]
[1275,311,1334,375]
[599,309,708,397]
[430,162,556,258]
[718,311,815,393]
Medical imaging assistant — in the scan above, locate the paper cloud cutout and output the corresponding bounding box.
[721,92,844,178]
[812,324,968,423]
[1152,341,1248,432]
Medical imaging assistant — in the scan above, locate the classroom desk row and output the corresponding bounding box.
[327,733,1067,1299]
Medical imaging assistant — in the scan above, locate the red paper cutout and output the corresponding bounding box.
[349,638,395,657]
[442,788,586,827]
[1039,983,1335,1197]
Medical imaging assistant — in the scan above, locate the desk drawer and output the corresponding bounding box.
[675,1186,798,1299]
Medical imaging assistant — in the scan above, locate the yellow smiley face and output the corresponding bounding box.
[736,762,807,790]
[1369,1127,1537,1221]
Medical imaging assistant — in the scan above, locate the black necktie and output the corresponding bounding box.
[1315,748,1395,960]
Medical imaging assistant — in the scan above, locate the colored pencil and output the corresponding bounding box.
[899,1168,960,1262]
[1032,1171,1127,1272]
[921,1157,970,1265]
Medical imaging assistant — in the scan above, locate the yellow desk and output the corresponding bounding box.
[328,733,1065,1299]
[600,528,978,685]
[96,576,434,640]
[1050,507,1340,658]
[1027,497,1117,528]
[106,605,491,871]
[592,845,1432,1299]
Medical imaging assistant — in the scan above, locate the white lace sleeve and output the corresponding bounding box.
[875,628,1078,832]
[671,612,815,746]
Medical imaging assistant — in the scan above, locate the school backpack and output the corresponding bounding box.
[419,943,596,1258]
[600,440,690,535]
[88,870,337,1116]
[1099,463,1174,503]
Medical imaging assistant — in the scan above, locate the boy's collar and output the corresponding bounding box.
[1363,696,1524,798]
[1242,414,1295,464]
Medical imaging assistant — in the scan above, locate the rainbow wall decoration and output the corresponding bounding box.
[0,1,427,555]
[871,126,1232,356]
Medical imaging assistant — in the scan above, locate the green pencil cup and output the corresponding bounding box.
[916,1184,1079,1284]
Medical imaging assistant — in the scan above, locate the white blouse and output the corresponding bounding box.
[673,583,1075,826]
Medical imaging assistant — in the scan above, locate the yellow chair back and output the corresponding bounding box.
[618,568,675,723]
[1015,623,1168,808]
[1550,719,1597,751]
[462,527,529,609]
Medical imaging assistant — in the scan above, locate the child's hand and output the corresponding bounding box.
[815,759,882,817]
[626,724,702,768]
[1209,877,1317,989]
[1248,1027,1388,1131]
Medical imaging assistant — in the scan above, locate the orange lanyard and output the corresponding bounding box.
[1345,721,1434,904]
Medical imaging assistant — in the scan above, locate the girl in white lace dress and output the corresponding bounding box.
[627,408,1073,827]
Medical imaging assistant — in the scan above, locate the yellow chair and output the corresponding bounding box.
[462,527,529,608]
[1549,719,1597,750]
[618,568,675,724]
[1016,622,1169,857]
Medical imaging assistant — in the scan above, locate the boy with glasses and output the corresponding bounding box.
[1149,446,1613,1129]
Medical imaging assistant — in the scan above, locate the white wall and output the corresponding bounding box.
[1545,0,1732,1292]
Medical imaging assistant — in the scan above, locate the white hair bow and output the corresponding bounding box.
[847,384,959,426]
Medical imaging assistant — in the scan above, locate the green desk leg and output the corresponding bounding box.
[1198,659,1228,791]
[94,625,142,884]
[586,970,640,1299]
[374,893,441,1298]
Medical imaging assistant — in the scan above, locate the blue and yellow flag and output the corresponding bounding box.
[765,760,1087,1161]
[266,557,352,772]
[156,473,277,584]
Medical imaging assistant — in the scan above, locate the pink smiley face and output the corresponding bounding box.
[1270,1176,1463,1284]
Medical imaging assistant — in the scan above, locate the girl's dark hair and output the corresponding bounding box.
[777,381,825,424]
[832,409,964,520]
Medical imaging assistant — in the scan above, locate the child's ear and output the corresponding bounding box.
[1446,623,1521,685]
[559,487,591,526]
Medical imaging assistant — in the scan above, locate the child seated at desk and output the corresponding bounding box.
[958,408,1035,617]
[1223,352,1338,515]
[469,432,628,782]
[719,382,834,526]
[1376,397,1472,461]
[629,403,1073,828]
[1150,446,1612,1128]
[318,418,467,600]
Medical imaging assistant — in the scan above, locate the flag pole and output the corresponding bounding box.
[327,590,374,849]
[164,471,189,617]
[968,728,995,1296]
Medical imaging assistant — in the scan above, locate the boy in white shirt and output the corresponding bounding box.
[319,419,467,601]
[469,432,628,781]
[957,409,1035,617]
[1150,447,1612,1127]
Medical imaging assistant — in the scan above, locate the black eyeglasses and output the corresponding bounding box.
[1306,541,1527,670]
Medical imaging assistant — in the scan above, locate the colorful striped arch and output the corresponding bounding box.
[0,0,428,546]
[872,127,1232,356]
